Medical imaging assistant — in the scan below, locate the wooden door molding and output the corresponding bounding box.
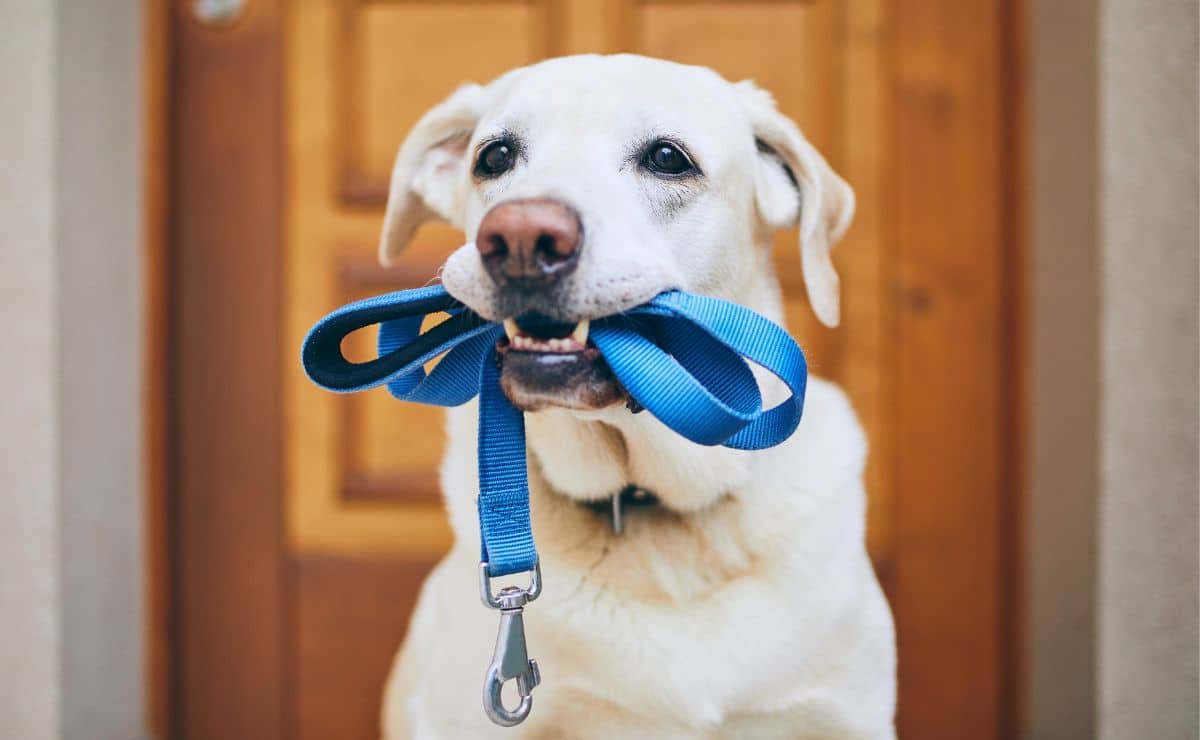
[165,1,288,738]
[999,1,1028,734]
[142,0,170,734]
[889,2,1024,738]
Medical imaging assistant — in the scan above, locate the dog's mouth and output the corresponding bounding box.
[495,315,625,411]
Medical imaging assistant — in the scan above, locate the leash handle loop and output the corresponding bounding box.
[300,284,491,395]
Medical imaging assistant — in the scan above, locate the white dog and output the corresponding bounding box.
[377,54,896,739]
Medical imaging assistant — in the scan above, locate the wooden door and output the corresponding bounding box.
[162,1,1021,738]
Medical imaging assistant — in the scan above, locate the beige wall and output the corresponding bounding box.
[0,1,144,738]
[56,2,144,738]
[0,2,61,738]
[1096,1,1198,737]
[1028,0,1199,737]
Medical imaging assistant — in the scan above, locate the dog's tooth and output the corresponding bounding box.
[572,319,590,345]
[503,318,519,339]
[513,335,529,349]
[547,338,563,351]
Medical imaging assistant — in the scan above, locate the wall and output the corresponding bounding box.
[0,1,61,738]
[1096,1,1199,738]
[0,1,144,738]
[1028,0,1199,737]
[55,2,144,738]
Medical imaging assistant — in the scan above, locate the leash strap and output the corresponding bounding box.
[302,284,807,725]
[302,284,808,577]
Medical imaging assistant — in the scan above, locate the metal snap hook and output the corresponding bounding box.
[480,562,542,726]
[482,611,541,726]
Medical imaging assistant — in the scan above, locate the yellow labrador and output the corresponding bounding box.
[378,54,896,739]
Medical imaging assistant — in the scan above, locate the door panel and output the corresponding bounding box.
[282,0,898,732]
[341,2,554,198]
[168,0,1016,737]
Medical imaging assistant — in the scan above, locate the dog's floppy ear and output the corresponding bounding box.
[379,83,487,265]
[737,81,855,328]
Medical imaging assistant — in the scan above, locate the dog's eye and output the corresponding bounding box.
[642,141,696,177]
[475,140,516,178]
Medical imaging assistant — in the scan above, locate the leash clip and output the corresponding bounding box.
[479,561,542,726]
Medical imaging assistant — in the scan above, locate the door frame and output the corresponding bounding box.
[146,1,1026,737]
[147,1,289,738]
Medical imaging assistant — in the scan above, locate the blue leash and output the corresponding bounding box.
[301,284,808,725]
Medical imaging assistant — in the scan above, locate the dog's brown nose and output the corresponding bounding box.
[476,198,582,287]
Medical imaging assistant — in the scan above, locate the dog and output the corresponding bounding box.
[377,54,896,739]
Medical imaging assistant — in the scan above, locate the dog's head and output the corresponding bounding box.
[380,54,853,412]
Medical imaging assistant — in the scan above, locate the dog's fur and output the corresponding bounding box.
[377,55,896,739]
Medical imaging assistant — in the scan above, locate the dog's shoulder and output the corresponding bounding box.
[789,375,868,478]
[739,375,868,554]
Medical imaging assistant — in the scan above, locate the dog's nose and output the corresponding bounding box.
[476,199,582,287]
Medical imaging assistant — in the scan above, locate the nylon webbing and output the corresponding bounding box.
[301,284,807,577]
